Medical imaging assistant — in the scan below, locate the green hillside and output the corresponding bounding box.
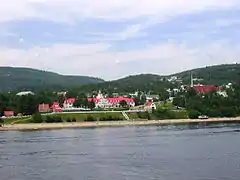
[0,64,239,93]
[80,74,174,94]
[0,67,104,92]
[171,64,240,85]
[79,64,240,94]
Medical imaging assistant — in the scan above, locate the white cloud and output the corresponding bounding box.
[0,0,239,23]
[0,42,239,79]
[1,0,239,80]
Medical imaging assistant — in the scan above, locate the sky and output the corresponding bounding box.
[0,0,240,80]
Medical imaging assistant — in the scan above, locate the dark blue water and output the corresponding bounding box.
[0,125,240,180]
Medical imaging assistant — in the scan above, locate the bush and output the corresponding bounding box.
[55,116,63,123]
[45,116,54,123]
[220,107,238,117]
[66,118,72,122]
[31,113,43,123]
[45,116,63,123]
[72,117,77,122]
[85,115,96,122]
[188,109,201,119]
[99,117,107,121]
[137,112,151,120]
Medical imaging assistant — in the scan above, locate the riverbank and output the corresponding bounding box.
[1,117,240,131]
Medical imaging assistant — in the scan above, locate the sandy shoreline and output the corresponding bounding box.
[1,118,240,132]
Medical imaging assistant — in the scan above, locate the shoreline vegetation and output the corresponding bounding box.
[1,117,240,132]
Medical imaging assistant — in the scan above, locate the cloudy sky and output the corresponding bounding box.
[0,0,240,80]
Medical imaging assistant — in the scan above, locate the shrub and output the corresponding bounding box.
[220,107,238,117]
[188,109,201,119]
[45,116,54,123]
[99,117,107,121]
[137,112,151,120]
[45,116,63,123]
[31,113,43,123]
[66,118,72,122]
[72,117,77,122]
[85,115,96,122]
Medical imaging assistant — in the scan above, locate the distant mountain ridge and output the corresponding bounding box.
[79,64,240,93]
[0,64,239,92]
[0,67,104,92]
[170,64,240,85]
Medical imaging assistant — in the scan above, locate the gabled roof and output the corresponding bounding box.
[88,97,135,104]
[64,98,76,104]
[193,85,220,94]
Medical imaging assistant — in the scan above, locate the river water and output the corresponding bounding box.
[0,124,240,180]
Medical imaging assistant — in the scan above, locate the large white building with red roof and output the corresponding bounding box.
[62,91,135,109]
[63,98,76,109]
[89,91,135,108]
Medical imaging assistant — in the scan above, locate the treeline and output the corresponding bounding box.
[0,93,47,116]
[0,91,98,116]
[173,84,240,118]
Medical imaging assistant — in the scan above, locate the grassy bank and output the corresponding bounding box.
[4,112,152,124]
[2,110,187,125]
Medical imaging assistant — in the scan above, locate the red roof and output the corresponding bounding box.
[38,104,50,112]
[64,98,76,104]
[50,102,62,110]
[193,85,220,94]
[4,111,14,117]
[88,97,134,105]
[144,102,153,107]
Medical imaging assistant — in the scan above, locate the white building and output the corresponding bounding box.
[16,91,35,96]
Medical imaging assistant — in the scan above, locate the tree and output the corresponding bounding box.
[66,90,78,99]
[119,100,128,107]
[188,109,201,119]
[83,98,89,108]
[31,112,43,123]
[58,95,65,107]
[17,95,38,115]
[73,98,83,108]
[89,99,95,110]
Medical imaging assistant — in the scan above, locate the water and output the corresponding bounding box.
[0,124,240,180]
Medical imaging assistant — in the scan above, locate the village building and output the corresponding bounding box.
[88,91,135,108]
[50,102,62,112]
[144,97,157,111]
[63,98,76,109]
[63,91,136,109]
[4,111,14,117]
[38,104,50,113]
[193,85,220,94]
[16,91,35,96]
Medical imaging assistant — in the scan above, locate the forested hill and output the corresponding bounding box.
[0,64,239,92]
[79,74,174,94]
[79,64,240,93]
[0,67,104,92]
[171,64,240,85]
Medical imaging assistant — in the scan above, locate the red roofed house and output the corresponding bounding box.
[88,92,135,109]
[38,104,50,113]
[4,111,14,117]
[63,98,76,109]
[50,102,62,112]
[144,97,157,111]
[193,85,220,94]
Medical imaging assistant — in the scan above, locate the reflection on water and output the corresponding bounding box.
[0,124,240,180]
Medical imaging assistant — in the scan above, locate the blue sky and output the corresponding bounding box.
[0,0,240,80]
